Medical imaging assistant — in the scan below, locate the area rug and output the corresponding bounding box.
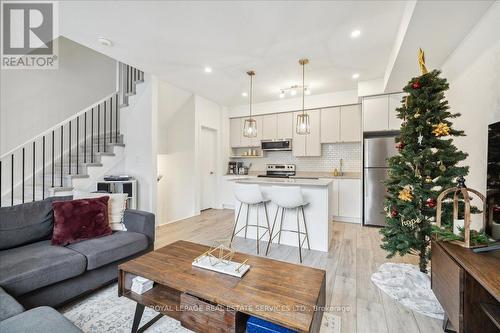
[61,284,340,333]
[371,263,444,319]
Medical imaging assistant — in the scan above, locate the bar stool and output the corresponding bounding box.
[266,186,311,263]
[230,183,271,254]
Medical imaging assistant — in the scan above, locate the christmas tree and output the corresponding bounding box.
[380,49,469,273]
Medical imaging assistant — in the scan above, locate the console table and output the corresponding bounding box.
[431,240,500,333]
[118,240,326,333]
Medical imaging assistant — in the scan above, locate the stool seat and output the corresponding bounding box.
[230,184,271,254]
[266,186,311,263]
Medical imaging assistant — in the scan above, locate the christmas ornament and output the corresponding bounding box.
[439,161,446,172]
[426,198,437,208]
[412,80,421,89]
[391,207,398,218]
[401,217,421,229]
[418,48,428,75]
[404,95,410,108]
[398,186,413,202]
[432,122,450,137]
[395,141,405,151]
[425,176,433,183]
[414,112,421,118]
[418,134,423,144]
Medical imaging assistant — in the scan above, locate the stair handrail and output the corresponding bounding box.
[0,91,119,160]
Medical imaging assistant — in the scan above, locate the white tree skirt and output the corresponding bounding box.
[371,263,444,320]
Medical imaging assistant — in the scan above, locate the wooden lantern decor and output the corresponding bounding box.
[435,176,487,248]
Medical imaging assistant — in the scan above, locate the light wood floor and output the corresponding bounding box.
[155,209,442,333]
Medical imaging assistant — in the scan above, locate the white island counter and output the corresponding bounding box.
[233,177,333,252]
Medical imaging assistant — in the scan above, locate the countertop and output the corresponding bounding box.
[234,177,333,187]
[224,171,361,179]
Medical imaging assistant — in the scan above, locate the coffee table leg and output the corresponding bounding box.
[131,303,145,333]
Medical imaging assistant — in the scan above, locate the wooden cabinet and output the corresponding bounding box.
[363,95,389,132]
[293,109,321,157]
[338,179,361,218]
[340,105,362,142]
[320,107,341,143]
[262,114,277,140]
[230,118,241,148]
[388,93,405,130]
[276,112,293,139]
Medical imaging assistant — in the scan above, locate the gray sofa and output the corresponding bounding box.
[0,196,155,330]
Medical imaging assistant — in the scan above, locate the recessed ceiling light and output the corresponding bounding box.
[98,37,113,46]
[242,92,248,97]
[350,30,361,38]
[204,66,212,73]
[290,89,297,96]
[352,73,360,79]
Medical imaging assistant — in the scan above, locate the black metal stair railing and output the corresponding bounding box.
[0,63,144,207]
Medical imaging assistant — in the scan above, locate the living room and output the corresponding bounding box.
[1,1,499,333]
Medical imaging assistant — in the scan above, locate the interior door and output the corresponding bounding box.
[200,127,217,210]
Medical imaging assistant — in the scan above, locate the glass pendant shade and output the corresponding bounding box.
[243,118,257,138]
[296,113,310,135]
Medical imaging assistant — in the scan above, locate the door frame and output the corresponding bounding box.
[198,126,219,212]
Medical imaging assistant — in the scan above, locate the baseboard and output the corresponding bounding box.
[333,216,361,224]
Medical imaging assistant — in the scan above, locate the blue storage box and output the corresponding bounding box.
[246,316,297,333]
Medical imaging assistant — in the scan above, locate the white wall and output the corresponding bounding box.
[441,2,500,198]
[0,36,116,154]
[110,75,157,213]
[228,90,358,118]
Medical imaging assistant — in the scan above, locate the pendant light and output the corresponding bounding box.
[243,70,257,138]
[296,58,310,135]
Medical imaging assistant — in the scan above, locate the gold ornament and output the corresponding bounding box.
[405,95,410,108]
[439,161,447,172]
[418,48,428,75]
[398,186,414,202]
[432,123,450,137]
[414,112,421,118]
[401,217,422,229]
[425,176,433,183]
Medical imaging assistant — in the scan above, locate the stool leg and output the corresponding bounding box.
[244,204,250,239]
[230,202,243,246]
[263,202,271,242]
[301,206,311,250]
[256,204,260,254]
[278,207,285,244]
[266,205,279,255]
[296,207,303,263]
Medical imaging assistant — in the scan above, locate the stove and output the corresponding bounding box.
[257,164,296,178]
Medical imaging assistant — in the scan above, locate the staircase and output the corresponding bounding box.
[0,63,144,206]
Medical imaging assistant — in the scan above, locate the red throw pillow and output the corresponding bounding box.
[51,196,112,246]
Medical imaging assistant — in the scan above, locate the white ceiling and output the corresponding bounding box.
[59,1,407,106]
[59,1,494,106]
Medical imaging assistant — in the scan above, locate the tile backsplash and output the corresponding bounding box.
[236,143,361,172]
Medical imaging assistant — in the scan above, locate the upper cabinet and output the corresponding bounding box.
[340,104,362,142]
[276,112,293,139]
[292,109,321,157]
[320,107,341,143]
[262,114,277,140]
[230,118,242,148]
[388,93,405,130]
[362,93,405,132]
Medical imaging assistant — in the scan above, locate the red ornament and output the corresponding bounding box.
[391,207,398,218]
[412,80,421,89]
[426,198,437,208]
[396,141,405,151]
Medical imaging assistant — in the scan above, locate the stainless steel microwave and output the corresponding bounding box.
[261,139,292,151]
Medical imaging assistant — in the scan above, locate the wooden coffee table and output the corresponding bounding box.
[118,240,326,333]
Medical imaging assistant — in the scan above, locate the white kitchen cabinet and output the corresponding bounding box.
[363,95,389,132]
[292,110,321,156]
[220,175,257,209]
[338,179,361,219]
[250,116,263,147]
[276,112,293,139]
[388,93,405,130]
[331,179,339,216]
[230,118,241,148]
[320,107,341,143]
[340,105,362,142]
[262,114,277,140]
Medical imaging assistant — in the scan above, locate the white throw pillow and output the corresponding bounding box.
[73,190,128,231]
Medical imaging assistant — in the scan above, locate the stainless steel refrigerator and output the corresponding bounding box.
[363,136,398,227]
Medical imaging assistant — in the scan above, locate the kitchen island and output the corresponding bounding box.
[233,177,333,252]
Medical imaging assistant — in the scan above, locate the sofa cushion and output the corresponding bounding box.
[67,231,148,270]
[0,306,82,333]
[51,196,112,246]
[0,240,86,296]
[0,198,55,250]
[0,287,24,321]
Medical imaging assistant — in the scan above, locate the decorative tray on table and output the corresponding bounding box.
[192,241,250,278]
